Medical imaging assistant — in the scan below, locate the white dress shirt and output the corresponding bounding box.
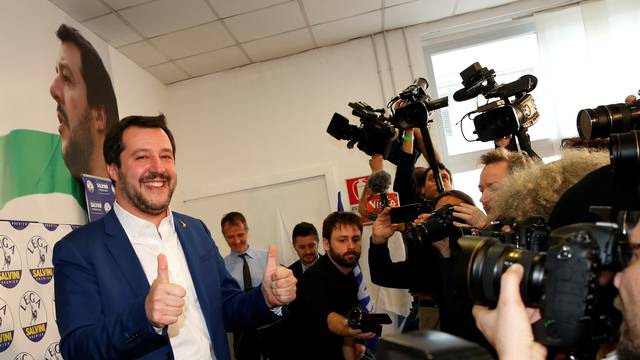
[113,202,215,360]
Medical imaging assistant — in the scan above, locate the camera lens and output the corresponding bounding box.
[577,103,640,140]
[610,130,640,181]
[454,236,545,305]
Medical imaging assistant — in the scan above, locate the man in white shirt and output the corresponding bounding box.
[53,114,297,360]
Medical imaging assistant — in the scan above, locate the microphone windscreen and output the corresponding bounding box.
[367,170,392,194]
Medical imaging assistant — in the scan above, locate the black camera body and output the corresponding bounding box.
[347,307,392,337]
[327,79,448,159]
[327,102,398,158]
[453,62,539,142]
[455,222,629,349]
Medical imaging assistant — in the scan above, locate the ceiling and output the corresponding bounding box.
[49,0,517,84]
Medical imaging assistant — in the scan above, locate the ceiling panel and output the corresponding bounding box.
[118,41,168,67]
[50,0,110,21]
[302,0,381,25]
[101,0,150,11]
[176,46,250,77]
[243,29,314,62]
[312,10,382,46]
[83,13,142,47]
[384,0,456,29]
[383,0,415,6]
[146,62,190,83]
[150,21,235,60]
[120,0,217,37]
[224,1,306,42]
[207,0,290,18]
[455,0,516,14]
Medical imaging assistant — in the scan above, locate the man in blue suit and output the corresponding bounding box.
[53,114,297,359]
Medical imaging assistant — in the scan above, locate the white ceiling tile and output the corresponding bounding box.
[119,41,168,67]
[302,0,381,25]
[147,62,190,84]
[384,0,455,29]
[243,29,314,62]
[82,13,142,47]
[50,0,110,21]
[383,0,414,6]
[312,10,382,46]
[120,0,217,37]
[224,1,306,42]
[207,0,289,17]
[175,47,250,76]
[102,0,150,10]
[150,21,235,59]
[455,0,516,14]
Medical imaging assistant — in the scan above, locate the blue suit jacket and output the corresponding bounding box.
[53,210,277,360]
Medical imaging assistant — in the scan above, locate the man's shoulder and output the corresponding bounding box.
[288,259,301,270]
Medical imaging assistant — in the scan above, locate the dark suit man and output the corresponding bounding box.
[288,222,320,281]
[53,114,297,359]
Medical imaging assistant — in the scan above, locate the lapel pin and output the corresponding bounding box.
[179,220,187,228]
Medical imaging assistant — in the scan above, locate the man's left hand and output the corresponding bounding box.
[262,244,297,308]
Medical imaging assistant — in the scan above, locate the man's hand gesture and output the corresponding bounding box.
[145,254,186,328]
[261,245,297,308]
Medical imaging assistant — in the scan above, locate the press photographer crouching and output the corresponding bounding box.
[370,190,492,351]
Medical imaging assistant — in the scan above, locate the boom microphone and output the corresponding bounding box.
[367,170,392,194]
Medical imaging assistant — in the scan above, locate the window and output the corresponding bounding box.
[423,22,556,170]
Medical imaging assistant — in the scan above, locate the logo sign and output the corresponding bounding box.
[13,353,35,360]
[365,192,400,214]
[345,176,369,205]
[18,291,47,342]
[0,297,15,353]
[83,174,116,222]
[9,221,30,231]
[26,236,53,284]
[45,342,62,360]
[0,235,22,289]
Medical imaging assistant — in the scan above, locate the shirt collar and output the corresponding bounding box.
[231,246,258,259]
[113,201,175,244]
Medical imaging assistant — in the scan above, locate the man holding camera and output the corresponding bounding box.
[298,212,375,360]
[473,220,640,360]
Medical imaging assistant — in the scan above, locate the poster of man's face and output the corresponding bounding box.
[49,24,119,181]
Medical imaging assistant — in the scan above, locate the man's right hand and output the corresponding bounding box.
[453,203,490,229]
[145,254,186,328]
[371,208,398,244]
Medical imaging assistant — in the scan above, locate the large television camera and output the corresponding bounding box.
[453,62,540,158]
[327,78,448,159]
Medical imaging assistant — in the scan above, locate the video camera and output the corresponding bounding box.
[453,62,540,158]
[347,307,392,337]
[327,78,448,158]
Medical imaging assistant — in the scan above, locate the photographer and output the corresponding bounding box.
[370,190,486,343]
[472,221,640,360]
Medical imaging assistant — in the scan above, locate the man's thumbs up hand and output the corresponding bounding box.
[261,245,297,308]
[145,254,186,328]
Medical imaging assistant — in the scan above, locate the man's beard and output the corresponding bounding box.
[62,107,93,180]
[119,171,175,216]
[328,247,359,269]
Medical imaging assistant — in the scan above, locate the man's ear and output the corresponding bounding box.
[323,238,330,252]
[91,105,107,133]
[106,163,119,184]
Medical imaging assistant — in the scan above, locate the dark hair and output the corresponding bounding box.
[221,212,248,232]
[433,189,475,207]
[292,222,319,244]
[425,163,452,182]
[415,167,427,189]
[322,212,362,241]
[56,24,119,130]
[103,114,176,167]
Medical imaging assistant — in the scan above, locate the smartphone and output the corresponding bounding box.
[390,203,422,224]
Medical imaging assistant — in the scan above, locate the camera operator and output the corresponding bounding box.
[472,222,640,360]
[370,190,489,346]
[489,148,609,223]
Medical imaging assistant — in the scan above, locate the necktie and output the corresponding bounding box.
[239,253,252,291]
